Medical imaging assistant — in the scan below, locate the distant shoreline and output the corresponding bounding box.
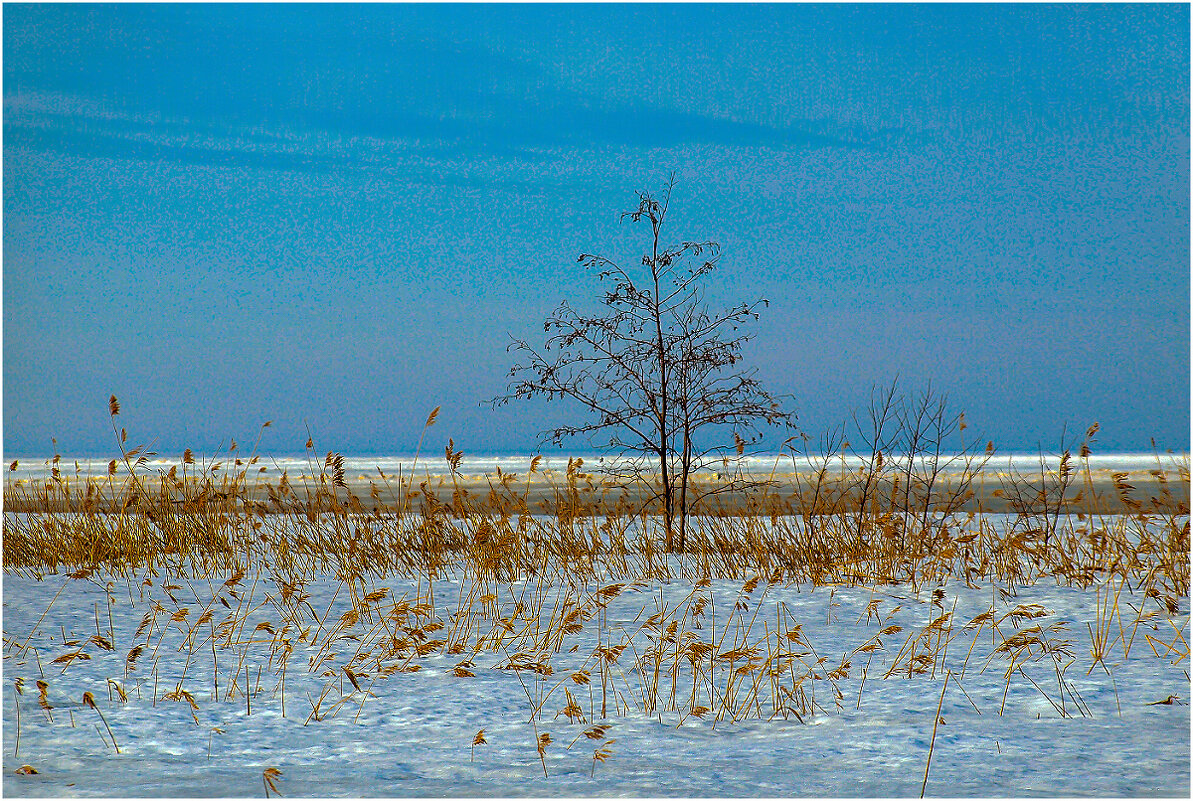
[5,466,1188,516]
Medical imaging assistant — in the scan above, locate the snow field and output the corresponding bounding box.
[3,562,1188,797]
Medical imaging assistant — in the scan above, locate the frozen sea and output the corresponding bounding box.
[5,450,1189,485]
[3,449,1189,796]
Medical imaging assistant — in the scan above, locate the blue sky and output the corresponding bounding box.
[3,3,1189,457]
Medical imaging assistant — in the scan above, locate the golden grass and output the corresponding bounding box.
[2,402,1189,786]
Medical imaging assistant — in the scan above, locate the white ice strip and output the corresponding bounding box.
[6,451,1188,483]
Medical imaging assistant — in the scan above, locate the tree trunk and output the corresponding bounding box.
[677,427,692,553]
[649,214,674,552]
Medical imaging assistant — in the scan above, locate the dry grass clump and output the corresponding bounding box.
[4,398,1187,602]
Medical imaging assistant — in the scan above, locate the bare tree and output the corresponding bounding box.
[496,178,793,550]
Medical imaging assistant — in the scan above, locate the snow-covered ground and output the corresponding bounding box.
[3,561,1189,797]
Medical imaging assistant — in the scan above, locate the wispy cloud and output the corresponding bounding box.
[5,94,367,173]
[5,4,903,175]
[5,83,902,176]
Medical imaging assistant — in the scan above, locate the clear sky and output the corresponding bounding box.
[3,3,1189,457]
